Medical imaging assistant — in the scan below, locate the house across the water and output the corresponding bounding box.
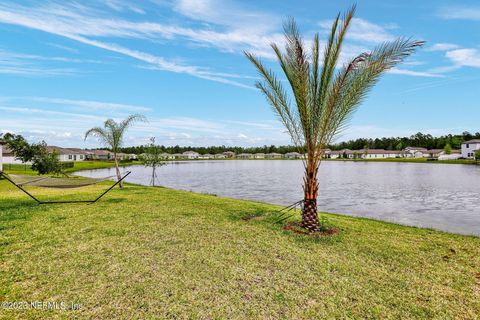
[183,151,200,159]
[461,140,480,159]
[285,152,303,159]
[237,153,253,159]
[46,146,87,162]
[265,152,283,159]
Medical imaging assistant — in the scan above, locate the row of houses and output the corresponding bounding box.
[0,144,137,166]
[152,151,302,160]
[2,140,480,171]
[328,141,480,160]
[153,141,480,160]
[326,147,458,160]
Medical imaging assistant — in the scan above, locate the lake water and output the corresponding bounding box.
[78,160,480,236]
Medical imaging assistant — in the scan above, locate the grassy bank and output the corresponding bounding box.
[1,161,142,176]
[0,180,479,319]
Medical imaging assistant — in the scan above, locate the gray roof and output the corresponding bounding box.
[47,146,86,155]
[463,139,480,144]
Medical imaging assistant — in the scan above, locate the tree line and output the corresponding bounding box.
[117,132,480,155]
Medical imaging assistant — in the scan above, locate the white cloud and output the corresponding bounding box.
[426,43,460,52]
[445,48,480,68]
[0,49,80,76]
[24,97,152,112]
[0,1,255,88]
[388,68,444,78]
[173,0,279,32]
[318,18,395,44]
[437,6,480,20]
[103,0,145,14]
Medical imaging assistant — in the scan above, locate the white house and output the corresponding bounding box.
[254,153,265,159]
[158,153,174,159]
[285,152,302,159]
[265,152,283,159]
[214,153,227,159]
[328,149,350,159]
[1,146,31,165]
[461,139,480,159]
[237,153,253,159]
[182,151,200,159]
[199,153,214,159]
[361,149,403,159]
[404,147,427,158]
[223,151,236,158]
[47,146,86,162]
[85,149,112,160]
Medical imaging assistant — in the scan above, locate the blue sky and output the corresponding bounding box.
[0,0,479,148]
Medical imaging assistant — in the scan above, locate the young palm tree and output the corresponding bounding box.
[85,114,147,188]
[245,6,424,231]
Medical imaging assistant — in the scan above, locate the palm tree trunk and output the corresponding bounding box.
[114,153,123,188]
[302,154,320,231]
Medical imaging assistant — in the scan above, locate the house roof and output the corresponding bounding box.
[463,139,480,144]
[2,146,14,156]
[47,146,86,155]
[86,149,111,156]
[405,147,428,151]
[424,149,444,154]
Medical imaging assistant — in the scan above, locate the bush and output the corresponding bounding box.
[60,162,75,169]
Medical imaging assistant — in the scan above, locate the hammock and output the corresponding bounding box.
[9,174,115,188]
[0,171,131,204]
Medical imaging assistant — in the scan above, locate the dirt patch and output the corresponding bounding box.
[283,221,339,237]
[474,272,480,281]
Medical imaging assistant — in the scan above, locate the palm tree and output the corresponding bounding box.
[85,114,147,188]
[245,6,424,232]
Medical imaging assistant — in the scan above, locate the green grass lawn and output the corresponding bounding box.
[0,180,479,319]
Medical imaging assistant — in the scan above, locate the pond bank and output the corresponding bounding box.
[0,180,479,318]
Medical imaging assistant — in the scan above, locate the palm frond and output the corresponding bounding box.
[245,6,423,166]
[321,38,425,145]
[244,51,303,146]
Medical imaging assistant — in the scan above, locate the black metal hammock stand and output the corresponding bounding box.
[0,171,131,204]
[274,199,304,224]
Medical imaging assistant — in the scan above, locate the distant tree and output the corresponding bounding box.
[245,6,423,231]
[2,134,62,175]
[363,145,369,157]
[142,137,167,187]
[2,133,42,163]
[85,114,147,188]
[475,149,480,162]
[444,143,452,155]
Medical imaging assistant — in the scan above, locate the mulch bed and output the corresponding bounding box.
[283,221,339,237]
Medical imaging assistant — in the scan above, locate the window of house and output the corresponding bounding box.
[68,155,72,159]
[466,144,469,148]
